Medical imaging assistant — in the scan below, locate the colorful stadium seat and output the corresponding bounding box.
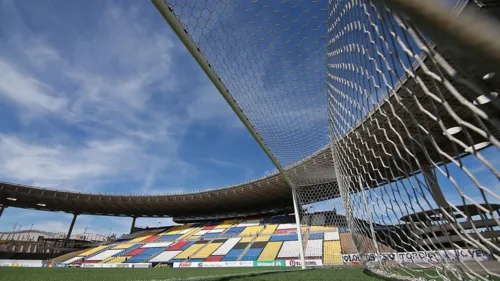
[62,214,356,265]
[269,234,298,241]
[260,224,278,235]
[191,242,222,259]
[126,247,166,263]
[221,249,243,261]
[173,243,205,259]
[240,248,263,261]
[258,241,282,260]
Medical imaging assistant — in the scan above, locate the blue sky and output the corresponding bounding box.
[0,0,498,239]
[0,0,275,236]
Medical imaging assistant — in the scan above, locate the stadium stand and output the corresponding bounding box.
[53,249,86,264]
[60,214,364,265]
[87,250,121,262]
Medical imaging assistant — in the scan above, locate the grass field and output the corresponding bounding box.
[0,267,381,281]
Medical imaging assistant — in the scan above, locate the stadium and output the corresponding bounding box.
[0,0,500,280]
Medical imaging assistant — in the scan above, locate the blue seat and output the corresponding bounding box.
[202,233,220,239]
[308,233,323,240]
[125,247,165,263]
[221,249,242,261]
[220,227,246,237]
[156,234,182,242]
[240,248,263,261]
[270,234,298,241]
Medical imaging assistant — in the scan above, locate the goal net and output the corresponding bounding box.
[328,1,500,280]
[153,0,500,279]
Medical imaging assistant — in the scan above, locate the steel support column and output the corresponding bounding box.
[66,214,78,241]
[130,217,137,234]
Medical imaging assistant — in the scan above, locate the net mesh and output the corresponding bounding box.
[164,0,330,167]
[155,0,500,279]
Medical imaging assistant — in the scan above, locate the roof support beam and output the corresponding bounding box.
[66,213,78,241]
[130,217,137,234]
[0,205,5,219]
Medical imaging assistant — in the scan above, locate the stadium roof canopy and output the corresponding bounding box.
[400,204,500,222]
[0,148,335,219]
[0,177,291,218]
[1,40,498,219]
[1,46,498,219]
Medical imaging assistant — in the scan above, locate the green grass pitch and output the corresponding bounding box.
[0,267,381,281]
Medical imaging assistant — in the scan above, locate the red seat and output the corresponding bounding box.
[274,229,296,235]
[204,256,224,262]
[127,248,146,256]
[168,240,189,251]
[142,235,160,242]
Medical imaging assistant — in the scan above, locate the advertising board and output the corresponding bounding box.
[252,260,285,267]
[81,263,150,268]
[173,261,253,268]
[342,249,493,265]
[286,259,323,267]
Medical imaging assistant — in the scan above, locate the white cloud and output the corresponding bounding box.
[0,135,147,190]
[0,59,68,112]
[140,167,157,194]
[18,37,61,68]
[203,157,256,180]
[0,1,277,238]
[132,217,178,230]
[204,157,238,167]
[0,3,197,192]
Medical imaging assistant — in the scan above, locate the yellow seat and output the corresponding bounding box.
[310,226,337,232]
[112,243,135,250]
[260,225,278,235]
[323,241,343,264]
[239,226,263,237]
[257,242,282,261]
[106,257,127,264]
[255,235,270,242]
[80,246,107,257]
[324,253,343,264]
[240,237,254,243]
[130,235,152,242]
[174,244,205,259]
[191,243,222,259]
[215,219,239,229]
